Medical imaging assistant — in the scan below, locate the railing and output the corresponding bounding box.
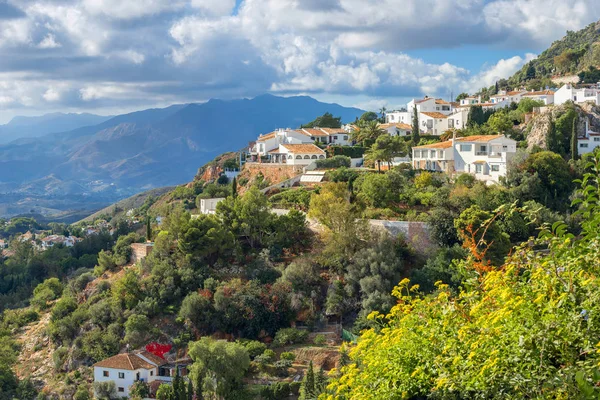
[475,151,488,156]
[488,152,502,158]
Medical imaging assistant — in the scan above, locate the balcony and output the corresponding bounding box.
[475,151,488,156]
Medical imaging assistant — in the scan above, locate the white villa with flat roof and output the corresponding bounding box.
[386,97,455,135]
[578,119,600,155]
[412,135,517,183]
[555,84,600,106]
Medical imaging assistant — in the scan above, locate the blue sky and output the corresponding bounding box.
[0,0,599,123]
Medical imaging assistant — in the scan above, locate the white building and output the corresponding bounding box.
[489,90,527,106]
[41,235,78,249]
[250,129,313,158]
[199,198,225,215]
[554,84,600,106]
[446,108,469,130]
[412,134,517,183]
[387,98,454,127]
[578,119,600,155]
[93,351,172,398]
[300,128,351,146]
[420,112,450,135]
[379,123,412,137]
[460,96,482,106]
[271,143,326,165]
[521,90,555,105]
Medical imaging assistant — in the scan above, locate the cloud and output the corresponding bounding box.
[37,33,60,48]
[2,0,600,121]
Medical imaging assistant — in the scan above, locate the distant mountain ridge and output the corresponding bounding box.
[0,112,112,144]
[0,95,364,215]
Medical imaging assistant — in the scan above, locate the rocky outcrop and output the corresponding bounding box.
[526,103,600,150]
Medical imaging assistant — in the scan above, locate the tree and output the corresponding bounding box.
[467,105,485,127]
[179,292,215,333]
[411,106,420,144]
[156,383,174,400]
[546,118,559,153]
[188,337,250,399]
[358,111,378,122]
[308,183,361,236]
[353,120,385,146]
[299,361,316,400]
[454,205,511,266]
[145,216,151,241]
[93,381,118,400]
[231,176,238,199]
[129,381,150,399]
[177,214,234,264]
[525,61,536,80]
[455,93,469,102]
[302,112,342,128]
[571,115,579,160]
[124,314,156,349]
[365,135,406,172]
[379,106,387,123]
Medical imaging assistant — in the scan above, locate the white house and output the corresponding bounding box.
[420,112,450,135]
[199,198,226,215]
[379,123,412,137]
[250,129,314,158]
[446,108,469,130]
[521,90,555,105]
[413,134,517,183]
[578,119,600,155]
[554,84,600,106]
[41,235,78,249]
[273,143,326,165]
[93,351,171,398]
[300,128,352,146]
[460,96,482,106]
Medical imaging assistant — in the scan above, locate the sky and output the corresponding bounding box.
[0,0,600,123]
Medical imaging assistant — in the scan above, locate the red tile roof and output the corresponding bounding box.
[421,112,448,119]
[280,144,326,154]
[93,352,165,370]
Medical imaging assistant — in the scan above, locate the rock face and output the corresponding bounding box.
[526,103,600,150]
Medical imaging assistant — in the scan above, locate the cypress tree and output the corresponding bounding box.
[186,379,193,400]
[300,361,316,400]
[232,176,238,198]
[315,366,327,394]
[411,106,420,145]
[146,216,152,241]
[546,118,559,153]
[571,116,579,160]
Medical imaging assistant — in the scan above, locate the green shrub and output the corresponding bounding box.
[73,386,90,400]
[238,340,267,360]
[31,278,63,309]
[328,145,366,158]
[255,349,275,365]
[279,351,296,361]
[273,359,292,377]
[315,155,351,169]
[273,328,308,347]
[289,381,301,395]
[1,309,39,329]
[313,334,327,345]
[52,347,68,371]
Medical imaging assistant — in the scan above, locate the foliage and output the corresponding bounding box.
[326,145,366,159]
[237,340,267,360]
[93,381,118,400]
[31,278,63,309]
[327,162,600,398]
[272,328,309,347]
[269,188,312,211]
[188,337,250,399]
[302,112,342,128]
[124,314,157,349]
[313,334,326,345]
[315,155,351,169]
[129,381,150,399]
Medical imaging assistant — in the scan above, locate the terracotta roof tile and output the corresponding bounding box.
[93,352,165,370]
[319,128,345,134]
[413,141,453,149]
[257,132,276,142]
[456,135,504,142]
[280,144,326,154]
[379,123,412,130]
[522,90,555,96]
[301,128,327,137]
[435,99,450,105]
[421,112,448,119]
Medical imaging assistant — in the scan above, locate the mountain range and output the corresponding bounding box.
[0,94,364,218]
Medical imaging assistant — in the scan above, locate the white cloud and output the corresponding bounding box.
[82,0,186,19]
[465,53,538,92]
[190,0,236,16]
[114,50,146,64]
[43,87,62,101]
[0,18,31,47]
[37,33,61,49]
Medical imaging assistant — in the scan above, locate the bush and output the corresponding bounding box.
[315,155,351,169]
[1,309,39,329]
[238,340,267,360]
[260,382,291,400]
[273,359,293,377]
[52,347,68,371]
[31,278,63,309]
[313,334,327,345]
[290,381,301,395]
[93,381,118,400]
[255,349,276,365]
[328,145,366,158]
[272,328,308,347]
[279,351,296,361]
[73,386,90,400]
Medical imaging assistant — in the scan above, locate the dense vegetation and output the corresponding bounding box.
[327,155,600,399]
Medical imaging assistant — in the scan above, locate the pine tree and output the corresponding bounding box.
[494,81,499,95]
[571,116,579,160]
[300,361,316,400]
[172,367,182,399]
[411,106,420,145]
[232,176,238,199]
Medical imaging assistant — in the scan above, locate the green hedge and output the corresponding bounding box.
[327,146,366,158]
[316,155,351,169]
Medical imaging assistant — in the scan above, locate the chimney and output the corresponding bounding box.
[452,131,456,147]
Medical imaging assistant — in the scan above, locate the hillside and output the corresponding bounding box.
[509,20,600,85]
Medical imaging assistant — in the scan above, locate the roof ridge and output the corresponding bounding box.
[127,353,134,370]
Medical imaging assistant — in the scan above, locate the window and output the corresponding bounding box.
[414,151,420,159]
[118,387,124,393]
[311,155,317,159]
[479,145,487,151]
[438,151,444,158]
[304,155,310,159]
[319,155,325,159]
[491,165,500,172]
[150,371,154,376]
[343,135,348,140]
[475,164,483,173]
[118,372,125,379]
[333,136,338,140]
[103,371,109,377]
[430,150,436,158]
[296,155,302,159]
[288,155,292,159]
[459,144,472,152]
[595,138,600,142]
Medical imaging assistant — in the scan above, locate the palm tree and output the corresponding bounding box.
[379,106,387,123]
[352,120,386,146]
